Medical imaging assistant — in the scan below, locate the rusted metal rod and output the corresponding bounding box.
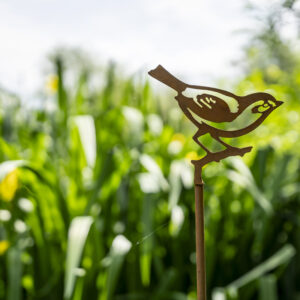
[194,165,206,300]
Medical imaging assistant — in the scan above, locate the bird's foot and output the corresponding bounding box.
[191,146,253,168]
[231,146,252,157]
[218,146,252,161]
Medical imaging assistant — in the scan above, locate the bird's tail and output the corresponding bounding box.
[148,65,187,93]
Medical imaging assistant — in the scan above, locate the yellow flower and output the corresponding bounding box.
[185,151,200,161]
[0,240,10,255]
[0,169,19,202]
[171,133,185,144]
[46,75,58,94]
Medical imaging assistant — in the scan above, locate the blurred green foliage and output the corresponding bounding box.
[0,3,300,300]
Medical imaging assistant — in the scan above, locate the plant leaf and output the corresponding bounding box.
[64,216,93,299]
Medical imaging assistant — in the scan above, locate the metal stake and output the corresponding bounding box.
[194,165,206,300]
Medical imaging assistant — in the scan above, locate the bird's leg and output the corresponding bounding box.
[212,135,252,156]
[212,136,236,150]
[193,132,212,154]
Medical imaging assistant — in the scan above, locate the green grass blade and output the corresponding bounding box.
[140,194,154,287]
[72,115,96,168]
[55,56,68,123]
[259,275,278,300]
[227,157,273,214]
[226,244,295,290]
[100,235,132,300]
[64,216,93,299]
[7,247,22,300]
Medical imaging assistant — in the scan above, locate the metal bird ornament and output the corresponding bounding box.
[148,65,283,300]
[148,65,283,170]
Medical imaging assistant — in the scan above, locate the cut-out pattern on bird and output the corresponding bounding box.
[148,65,283,170]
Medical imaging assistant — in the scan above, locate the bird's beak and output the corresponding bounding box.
[276,100,284,107]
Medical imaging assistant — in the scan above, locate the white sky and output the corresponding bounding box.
[0,0,269,97]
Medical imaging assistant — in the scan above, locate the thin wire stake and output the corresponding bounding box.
[194,165,206,300]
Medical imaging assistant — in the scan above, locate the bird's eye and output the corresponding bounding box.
[255,101,271,113]
[257,105,269,113]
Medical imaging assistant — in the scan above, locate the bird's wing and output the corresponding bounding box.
[183,88,240,113]
[196,93,230,112]
[180,90,238,123]
[188,99,264,134]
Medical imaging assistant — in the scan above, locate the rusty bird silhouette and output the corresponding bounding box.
[148,65,283,168]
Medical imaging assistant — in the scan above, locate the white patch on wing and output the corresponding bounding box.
[183,88,239,113]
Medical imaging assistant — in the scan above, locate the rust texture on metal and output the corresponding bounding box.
[148,65,283,300]
[195,177,206,300]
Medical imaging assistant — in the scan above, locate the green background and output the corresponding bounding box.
[0,2,299,299]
